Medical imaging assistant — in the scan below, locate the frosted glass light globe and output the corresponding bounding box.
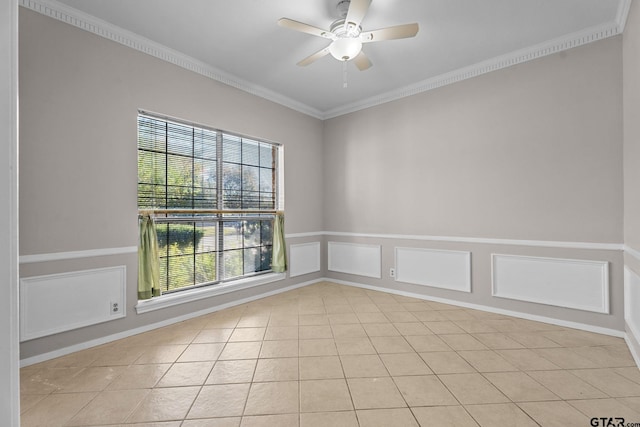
[329,37,362,61]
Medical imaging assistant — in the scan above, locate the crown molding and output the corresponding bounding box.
[617,0,633,33]
[19,0,325,120]
[20,0,629,120]
[322,21,623,119]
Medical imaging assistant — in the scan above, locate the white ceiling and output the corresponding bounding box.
[42,0,627,118]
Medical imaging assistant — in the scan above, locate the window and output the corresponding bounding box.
[137,113,281,294]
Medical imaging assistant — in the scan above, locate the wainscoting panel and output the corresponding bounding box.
[289,242,321,278]
[20,266,126,341]
[328,241,381,278]
[395,247,471,292]
[492,254,609,313]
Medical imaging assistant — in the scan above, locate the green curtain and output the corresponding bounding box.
[271,212,287,273]
[138,215,162,300]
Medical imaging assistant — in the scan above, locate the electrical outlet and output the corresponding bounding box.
[110,301,120,315]
[390,268,395,278]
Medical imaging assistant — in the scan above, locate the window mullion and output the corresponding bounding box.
[216,132,224,281]
[191,128,196,286]
[164,121,169,210]
[239,139,244,275]
[164,121,169,292]
[191,127,195,210]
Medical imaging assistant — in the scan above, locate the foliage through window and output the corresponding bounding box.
[137,113,280,293]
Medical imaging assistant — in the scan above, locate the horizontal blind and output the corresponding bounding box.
[138,114,277,211]
[137,112,280,293]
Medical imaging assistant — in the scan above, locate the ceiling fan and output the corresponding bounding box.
[278,0,419,71]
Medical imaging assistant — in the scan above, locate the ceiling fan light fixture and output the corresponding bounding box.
[329,37,362,61]
[279,0,419,69]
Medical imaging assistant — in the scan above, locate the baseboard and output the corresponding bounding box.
[625,321,640,368]
[20,278,324,367]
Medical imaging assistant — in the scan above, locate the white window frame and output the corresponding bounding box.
[136,112,284,312]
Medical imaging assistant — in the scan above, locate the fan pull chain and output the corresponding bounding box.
[343,61,348,88]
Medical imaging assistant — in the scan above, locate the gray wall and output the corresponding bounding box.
[625,1,640,255]
[624,0,640,359]
[19,9,325,360]
[2,0,20,424]
[323,36,625,331]
[323,38,623,242]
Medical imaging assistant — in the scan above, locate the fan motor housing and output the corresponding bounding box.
[330,19,361,38]
[336,0,350,18]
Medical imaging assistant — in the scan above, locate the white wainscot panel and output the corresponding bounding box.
[625,267,640,342]
[395,247,471,292]
[289,242,321,278]
[328,241,381,278]
[492,254,609,314]
[20,266,126,341]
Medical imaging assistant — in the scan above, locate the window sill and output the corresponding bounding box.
[135,272,286,314]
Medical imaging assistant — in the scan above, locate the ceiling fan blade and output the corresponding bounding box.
[278,18,334,39]
[361,23,419,42]
[354,51,372,71]
[345,0,372,29]
[297,46,331,66]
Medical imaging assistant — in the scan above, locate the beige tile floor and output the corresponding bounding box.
[20,281,640,427]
